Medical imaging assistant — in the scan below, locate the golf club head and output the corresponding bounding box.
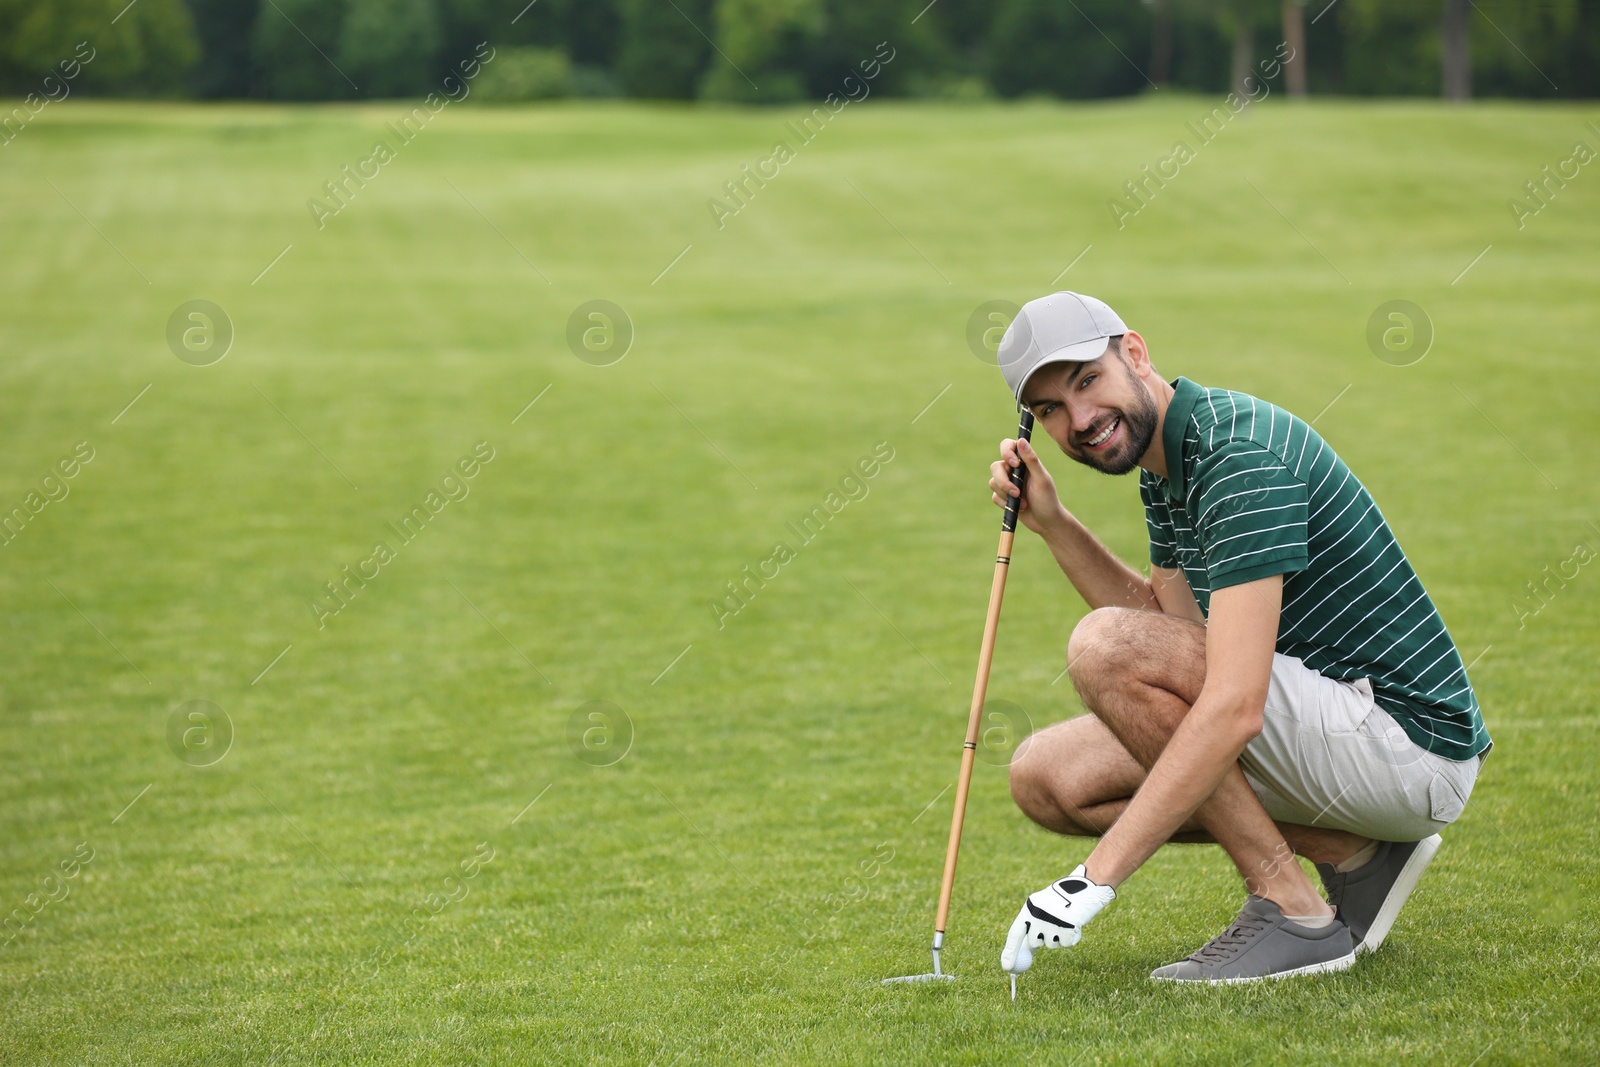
[883,940,952,985]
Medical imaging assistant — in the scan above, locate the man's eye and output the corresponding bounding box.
[1079,375,1096,389]
[1041,402,1059,417]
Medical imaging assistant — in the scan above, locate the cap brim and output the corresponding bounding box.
[1012,335,1116,401]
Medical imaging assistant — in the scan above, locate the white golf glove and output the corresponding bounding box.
[1001,864,1117,974]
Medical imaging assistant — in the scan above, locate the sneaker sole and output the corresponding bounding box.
[1149,950,1357,985]
[1357,833,1442,956]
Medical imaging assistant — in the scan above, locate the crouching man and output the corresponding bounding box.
[990,292,1491,983]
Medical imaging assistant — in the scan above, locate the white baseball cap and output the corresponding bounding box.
[998,291,1127,401]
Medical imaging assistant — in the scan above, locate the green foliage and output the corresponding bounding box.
[185,0,261,98]
[431,0,619,99]
[616,0,711,99]
[1553,2,1600,98]
[1338,0,1445,96]
[250,0,353,99]
[469,45,574,101]
[988,0,1152,99]
[802,0,950,98]
[5,0,1600,103]
[570,63,622,98]
[1209,0,1284,36]
[920,0,993,62]
[0,0,199,95]
[339,0,442,98]
[699,0,825,102]
[902,71,993,101]
[1468,0,1579,99]
[1336,0,1581,98]
[1165,1,1233,92]
[565,0,623,66]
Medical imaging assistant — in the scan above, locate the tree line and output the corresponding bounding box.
[1,0,1595,102]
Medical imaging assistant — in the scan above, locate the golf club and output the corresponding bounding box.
[884,406,1035,989]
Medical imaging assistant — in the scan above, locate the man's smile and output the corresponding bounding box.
[1080,415,1121,452]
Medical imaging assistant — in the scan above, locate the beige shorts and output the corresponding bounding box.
[1238,654,1486,842]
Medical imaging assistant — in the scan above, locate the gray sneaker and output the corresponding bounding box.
[1315,834,1442,954]
[1149,896,1355,984]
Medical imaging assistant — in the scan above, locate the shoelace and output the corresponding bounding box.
[1189,909,1273,964]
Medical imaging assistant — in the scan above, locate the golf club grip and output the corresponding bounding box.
[1001,410,1035,533]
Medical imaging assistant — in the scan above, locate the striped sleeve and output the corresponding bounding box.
[1139,472,1178,568]
[1191,442,1309,589]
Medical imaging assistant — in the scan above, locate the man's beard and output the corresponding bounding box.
[1068,366,1159,476]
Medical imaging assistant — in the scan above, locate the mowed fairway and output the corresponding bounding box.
[1,96,1597,1064]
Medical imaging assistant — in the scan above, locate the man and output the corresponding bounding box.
[988,292,1491,983]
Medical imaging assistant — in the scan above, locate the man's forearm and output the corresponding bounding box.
[1035,512,1160,611]
[1083,578,1284,890]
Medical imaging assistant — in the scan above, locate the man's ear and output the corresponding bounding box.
[1121,330,1153,379]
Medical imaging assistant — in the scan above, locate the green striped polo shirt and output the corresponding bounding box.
[1139,377,1490,761]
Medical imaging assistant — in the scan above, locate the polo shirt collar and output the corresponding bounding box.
[1160,377,1201,503]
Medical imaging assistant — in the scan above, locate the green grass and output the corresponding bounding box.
[1,94,1597,1064]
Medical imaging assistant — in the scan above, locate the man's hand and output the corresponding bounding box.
[989,436,1066,534]
[1000,865,1117,974]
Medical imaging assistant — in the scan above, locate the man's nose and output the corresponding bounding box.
[1066,397,1097,435]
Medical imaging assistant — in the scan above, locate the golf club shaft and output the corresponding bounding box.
[932,409,1035,945]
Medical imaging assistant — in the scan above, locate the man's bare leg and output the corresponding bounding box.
[1011,715,1372,861]
[1009,714,1214,842]
[1014,606,1371,916]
